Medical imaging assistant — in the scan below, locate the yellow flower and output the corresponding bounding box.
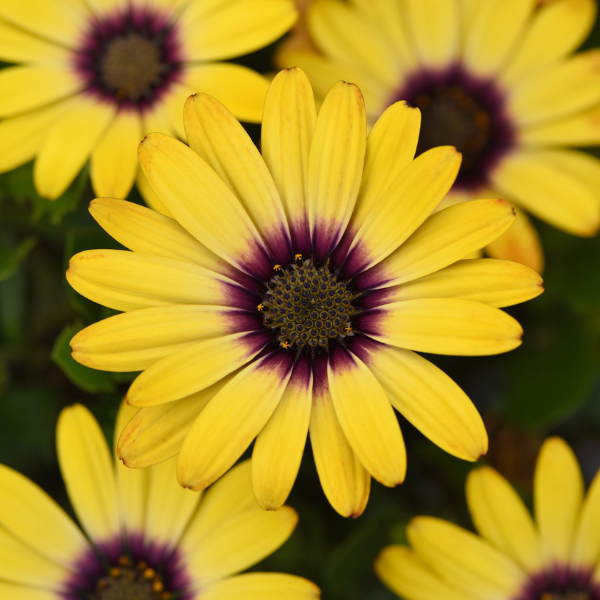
[0,402,317,600]
[376,437,600,600]
[278,0,600,272]
[67,67,542,518]
[0,0,297,201]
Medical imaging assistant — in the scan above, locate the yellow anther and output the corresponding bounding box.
[294,253,303,266]
[273,264,283,273]
[118,556,130,566]
[257,303,265,312]
[161,592,172,600]
[281,341,290,349]
[137,561,148,571]
[143,567,155,579]
[153,581,165,592]
[109,567,121,578]
[344,325,352,334]
[98,580,108,589]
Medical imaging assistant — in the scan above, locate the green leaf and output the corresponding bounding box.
[0,236,36,281]
[51,322,115,394]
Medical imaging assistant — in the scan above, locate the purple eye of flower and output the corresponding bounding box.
[74,4,183,111]
[514,567,600,600]
[396,66,515,191]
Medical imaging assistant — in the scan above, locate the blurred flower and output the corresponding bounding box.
[67,67,542,518]
[376,437,600,600]
[0,0,297,200]
[279,0,600,272]
[0,402,316,600]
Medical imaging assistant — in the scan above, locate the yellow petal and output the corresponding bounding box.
[0,464,87,568]
[136,166,171,216]
[347,101,421,240]
[262,67,317,255]
[67,249,249,312]
[57,405,120,544]
[485,207,545,273]
[355,199,516,290]
[0,18,68,62]
[371,258,544,308]
[359,297,523,356]
[327,349,406,487]
[307,0,400,87]
[508,49,600,127]
[467,466,544,572]
[308,81,367,262]
[0,0,84,45]
[139,132,273,280]
[179,0,297,61]
[571,464,600,568]
[534,437,584,564]
[463,0,536,76]
[144,457,202,555]
[375,545,468,600]
[183,63,269,123]
[404,0,459,67]
[309,360,371,518]
[199,573,320,600]
[127,332,269,407]
[408,517,526,597]
[34,98,115,199]
[183,506,298,585]
[491,149,600,236]
[0,99,72,173]
[114,400,149,538]
[90,109,141,199]
[184,93,291,262]
[71,305,255,372]
[177,352,293,491]
[502,0,597,85]
[0,582,59,600]
[346,146,461,275]
[118,376,233,468]
[356,342,487,461]
[252,358,312,510]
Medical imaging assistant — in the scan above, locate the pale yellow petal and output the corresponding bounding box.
[356,342,487,461]
[57,405,120,544]
[0,19,69,62]
[571,465,600,568]
[0,464,87,567]
[199,573,320,600]
[375,545,469,600]
[491,149,600,236]
[308,81,366,262]
[262,67,317,254]
[34,98,115,199]
[0,582,59,600]
[408,517,526,598]
[252,358,312,510]
[127,332,269,407]
[136,167,171,216]
[534,437,584,564]
[177,352,293,491]
[309,361,370,518]
[90,109,141,199]
[327,349,406,487]
[139,132,273,280]
[467,466,544,572]
[118,376,233,468]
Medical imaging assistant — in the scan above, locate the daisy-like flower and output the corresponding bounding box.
[278,0,600,272]
[376,437,600,600]
[0,0,297,202]
[0,401,318,600]
[67,67,543,518]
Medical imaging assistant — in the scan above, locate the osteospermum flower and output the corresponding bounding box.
[278,0,600,271]
[376,437,600,600]
[67,67,543,518]
[0,402,317,600]
[0,0,297,202]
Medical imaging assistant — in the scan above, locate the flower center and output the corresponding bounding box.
[259,256,356,350]
[95,557,171,600]
[101,34,163,102]
[395,66,515,190]
[539,594,591,600]
[75,5,182,109]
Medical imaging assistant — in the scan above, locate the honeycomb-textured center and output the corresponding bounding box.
[101,34,162,101]
[261,261,355,349]
[95,557,171,600]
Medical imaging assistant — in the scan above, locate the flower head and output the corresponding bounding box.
[278,0,600,272]
[0,401,316,600]
[0,0,297,200]
[67,67,543,517]
[376,437,600,600]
